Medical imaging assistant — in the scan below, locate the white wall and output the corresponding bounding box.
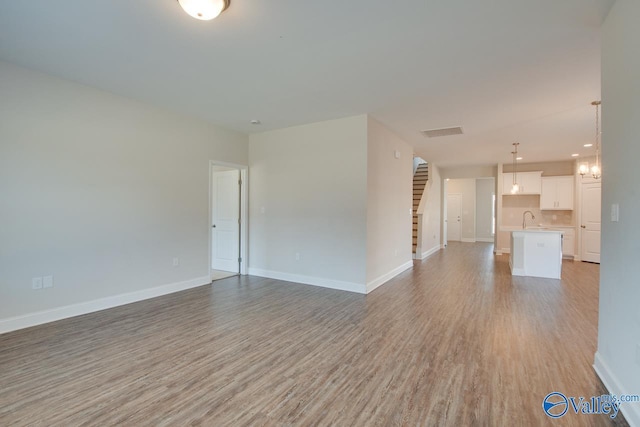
[441,165,496,179]
[366,118,413,289]
[248,116,368,291]
[475,178,495,241]
[417,164,442,257]
[596,2,640,425]
[0,61,248,327]
[447,179,476,241]
[413,156,426,174]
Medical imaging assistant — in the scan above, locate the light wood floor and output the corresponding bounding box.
[0,243,629,426]
[211,269,238,281]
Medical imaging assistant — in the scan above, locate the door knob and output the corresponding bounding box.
[212,224,216,228]
[581,225,586,228]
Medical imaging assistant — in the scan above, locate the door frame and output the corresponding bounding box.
[209,160,248,279]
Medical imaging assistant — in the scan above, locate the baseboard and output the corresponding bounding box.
[500,248,511,254]
[248,268,366,294]
[366,260,413,294]
[475,237,494,243]
[0,276,210,335]
[594,351,640,426]
[461,238,476,243]
[418,245,441,260]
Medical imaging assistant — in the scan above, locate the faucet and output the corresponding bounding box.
[523,210,535,229]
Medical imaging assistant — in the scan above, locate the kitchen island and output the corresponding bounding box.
[510,229,563,279]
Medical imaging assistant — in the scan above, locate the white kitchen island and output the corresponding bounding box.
[510,230,563,279]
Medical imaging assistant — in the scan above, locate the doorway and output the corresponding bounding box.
[210,161,248,281]
[580,181,601,263]
[447,193,462,242]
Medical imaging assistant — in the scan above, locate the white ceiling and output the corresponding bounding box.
[0,0,615,168]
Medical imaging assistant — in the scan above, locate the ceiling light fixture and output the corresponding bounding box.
[584,143,593,147]
[511,142,520,194]
[177,0,230,20]
[571,153,579,157]
[580,101,602,179]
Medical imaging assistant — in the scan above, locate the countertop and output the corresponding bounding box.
[500,225,575,232]
[511,229,565,234]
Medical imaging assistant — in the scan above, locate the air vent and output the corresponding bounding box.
[421,126,464,138]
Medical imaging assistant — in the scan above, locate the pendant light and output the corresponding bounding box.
[510,143,520,194]
[580,101,602,179]
[177,0,230,21]
[590,101,602,179]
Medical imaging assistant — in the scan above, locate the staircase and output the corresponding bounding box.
[412,163,429,253]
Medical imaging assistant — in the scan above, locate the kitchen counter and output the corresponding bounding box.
[510,229,563,279]
[500,225,574,232]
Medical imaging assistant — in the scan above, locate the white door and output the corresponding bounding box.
[211,170,240,272]
[447,194,462,242]
[581,182,601,263]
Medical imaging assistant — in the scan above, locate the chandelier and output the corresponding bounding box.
[579,101,602,179]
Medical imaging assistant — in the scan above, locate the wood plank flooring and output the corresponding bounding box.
[0,243,629,426]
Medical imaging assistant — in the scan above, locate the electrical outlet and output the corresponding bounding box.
[295,252,300,261]
[43,276,54,289]
[172,257,180,267]
[32,277,43,290]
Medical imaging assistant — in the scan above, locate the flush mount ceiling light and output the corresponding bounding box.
[177,0,230,20]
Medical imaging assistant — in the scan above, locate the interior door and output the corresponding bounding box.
[581,182,601,263]
[211,169,240,273]
[447,194,462,242]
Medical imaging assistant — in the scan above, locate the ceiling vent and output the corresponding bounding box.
[421,126,464,138]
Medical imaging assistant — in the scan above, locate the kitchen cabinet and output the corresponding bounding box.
[510,230,563,279]
[540,176,574,210]
[562,229,575,257]
[502,171,542,195]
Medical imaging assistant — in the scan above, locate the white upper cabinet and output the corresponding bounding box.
[502,171,542,195]
[540,176,574,210]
